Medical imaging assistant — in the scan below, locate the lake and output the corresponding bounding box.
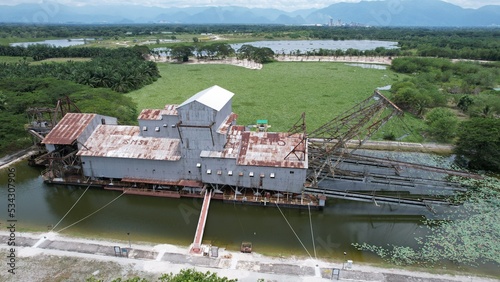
[9,38,94,48]
[153,39,398,57]
[230,40,398,54]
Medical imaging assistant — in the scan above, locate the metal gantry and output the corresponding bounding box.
[306,90,403,187]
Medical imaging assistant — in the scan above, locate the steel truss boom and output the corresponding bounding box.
[307,90,403,186]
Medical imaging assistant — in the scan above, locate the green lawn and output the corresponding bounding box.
[0,56,32,63]
[127,61,422,141]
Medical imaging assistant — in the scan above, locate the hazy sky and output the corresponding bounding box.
[0,0,498,11]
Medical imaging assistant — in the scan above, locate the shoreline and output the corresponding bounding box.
[147,55,394,70]
[0,147,36,171]
[0,231,497,282]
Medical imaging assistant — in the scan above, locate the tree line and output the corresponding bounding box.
[154,43,276,64]
[2,24,499,61]
[0,45,160,93]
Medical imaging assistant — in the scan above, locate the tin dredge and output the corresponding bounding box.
[28,86,480,253]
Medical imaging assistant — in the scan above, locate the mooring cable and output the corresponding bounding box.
[275,202,313,260]
[57,191,126,233]
[308,204,317,260]
[51,182,92,232]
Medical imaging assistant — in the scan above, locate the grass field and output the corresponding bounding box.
[31,57,92,64]
[0,56,90,64]
[0,56,33,63]
[127,61,424,142]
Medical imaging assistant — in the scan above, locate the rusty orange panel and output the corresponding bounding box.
[77,125,181,161]
[237,131,306,168]
[42,113,96,145]
[138,104,179,120]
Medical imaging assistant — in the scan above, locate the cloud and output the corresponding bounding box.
[0,0,497,11]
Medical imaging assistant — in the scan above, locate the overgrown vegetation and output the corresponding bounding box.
[454,118,500,172]
[0,45,160,93]
[389,57,499,145]
[353,176,500,267]
[0,78,137,155]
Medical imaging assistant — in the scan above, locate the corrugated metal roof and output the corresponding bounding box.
[178,85,234,111]
[42,113,96,145]
[201,125,244,159]
[77,125,181,161]
[138,104,178,120]
[217,112,238,134]
[237,131,307,169]
[202,126,307,169]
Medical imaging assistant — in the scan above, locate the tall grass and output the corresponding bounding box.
[127,61,421,141]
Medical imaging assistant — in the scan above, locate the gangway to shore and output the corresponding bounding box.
[190,190,212,254]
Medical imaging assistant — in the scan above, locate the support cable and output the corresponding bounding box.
[308,204,317,260]
[275,202,313,259]
[51,182,92,232]
[57,191,126,233]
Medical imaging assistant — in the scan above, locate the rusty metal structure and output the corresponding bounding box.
[34,86,480,210]
[306,91,404,187]
[301,91,480,207]
[26,96,81,141]
[26,97,82,166]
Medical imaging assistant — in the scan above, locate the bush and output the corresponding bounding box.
[454,118,500,172]
[424,107,459,142]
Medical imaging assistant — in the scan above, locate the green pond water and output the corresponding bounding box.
[1,160,498,277]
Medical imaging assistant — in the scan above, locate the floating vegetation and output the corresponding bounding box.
[353,175,500,267]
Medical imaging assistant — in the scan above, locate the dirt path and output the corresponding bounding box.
[0,231,496,282]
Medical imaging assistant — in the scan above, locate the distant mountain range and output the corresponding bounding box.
[1,0,499,26]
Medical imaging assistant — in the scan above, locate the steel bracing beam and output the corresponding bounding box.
[307,90,403,186]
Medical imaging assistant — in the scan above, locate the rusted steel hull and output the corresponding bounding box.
[42,175,322,209]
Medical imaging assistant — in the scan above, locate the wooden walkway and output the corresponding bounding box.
[190,191,212,254]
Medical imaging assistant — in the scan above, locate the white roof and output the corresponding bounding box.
[178,85,234,111]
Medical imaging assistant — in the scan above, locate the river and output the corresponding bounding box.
[0,159,497,276]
